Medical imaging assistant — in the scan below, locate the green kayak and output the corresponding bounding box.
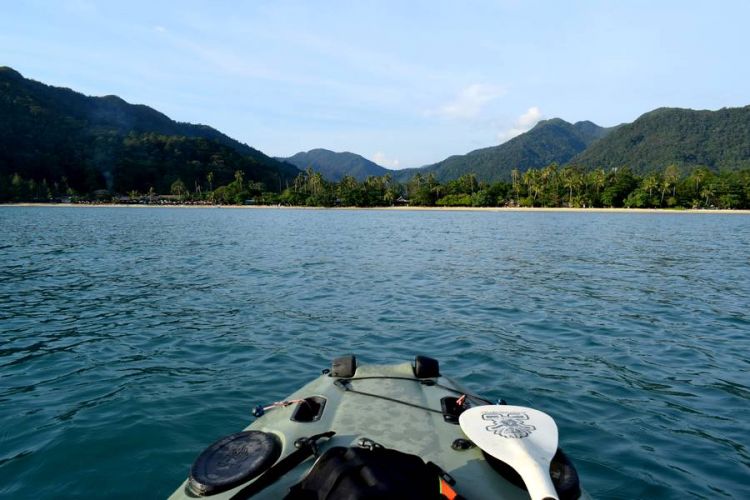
[169,356,588,499]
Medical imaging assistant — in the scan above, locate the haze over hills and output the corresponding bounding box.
[0,66,299,195]
[285,120,616,184]
[281,149,390,182]
[308,105,750,183]
[572,106,750,172]
[2,67,750,198]
[393,119,614,183]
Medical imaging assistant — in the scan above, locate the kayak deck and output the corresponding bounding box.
[169,359,588,499]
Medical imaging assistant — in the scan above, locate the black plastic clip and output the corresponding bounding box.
[294,431,336,458]
[357,437,383,451]
[451,438,475,451]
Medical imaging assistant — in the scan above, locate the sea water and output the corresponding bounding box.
[1,207,748,499]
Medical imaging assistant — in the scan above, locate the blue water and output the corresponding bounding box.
[1,207,749,499]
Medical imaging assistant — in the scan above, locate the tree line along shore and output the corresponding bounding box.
[2,164,750,210]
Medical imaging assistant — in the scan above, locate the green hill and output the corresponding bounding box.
[0,66,299,196]
[572,106,750,172]
[4,65,748,198]
[282,149,391,181]
[394,118,611,183]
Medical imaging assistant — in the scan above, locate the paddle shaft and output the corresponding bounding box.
[522,458,559,500]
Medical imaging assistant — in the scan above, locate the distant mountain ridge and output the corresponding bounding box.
[3,67,749,195]
[0,66,299,194]
[393,119,613,183]
[284,119,615,185]
[288,106,750,184]
[572,106,750,172]
[281,149,390,181]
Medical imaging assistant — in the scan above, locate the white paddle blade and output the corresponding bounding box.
[459,405,559,500]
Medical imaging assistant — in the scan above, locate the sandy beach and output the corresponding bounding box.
[4,203,750,214]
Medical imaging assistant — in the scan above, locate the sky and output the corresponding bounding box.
[2,1,749,169]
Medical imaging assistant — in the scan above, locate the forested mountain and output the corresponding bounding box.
[571,106,750,172]
[0,66,299,196]
[391,105,750,183]
[3,66,749,203]
[282,149,391,181]
[393,119,612,183]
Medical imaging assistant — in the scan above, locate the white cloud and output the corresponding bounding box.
[154,26,167,33]
[372,152,400,169]
[428,83,506,119]
[498,106,543,142]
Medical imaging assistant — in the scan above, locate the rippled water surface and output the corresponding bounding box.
[1,207,749,499]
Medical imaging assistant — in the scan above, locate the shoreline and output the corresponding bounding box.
[3,203,750,214]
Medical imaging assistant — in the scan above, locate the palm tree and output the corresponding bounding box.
[561,166,581,206]
[408,173,424,199]
[664,164,680,198]
[337,175,358,204]
[660,178,671,205]
[700,185,714,207]
[431,183,443,200]
[588,168,607,203]
[309,171,323,195]
[413,173,423,189]
[206,171,214,192]
[171,178,186,196]
[383,189,395,205]
[689,167,709,197]
[426,173,438,191]
[234,170,244,189]
[457,173,478,194]
[523,169,541,203]
[293,172,306,194]
[642,174,659,198]
[511,168,521,201]
[540,164,558,206]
